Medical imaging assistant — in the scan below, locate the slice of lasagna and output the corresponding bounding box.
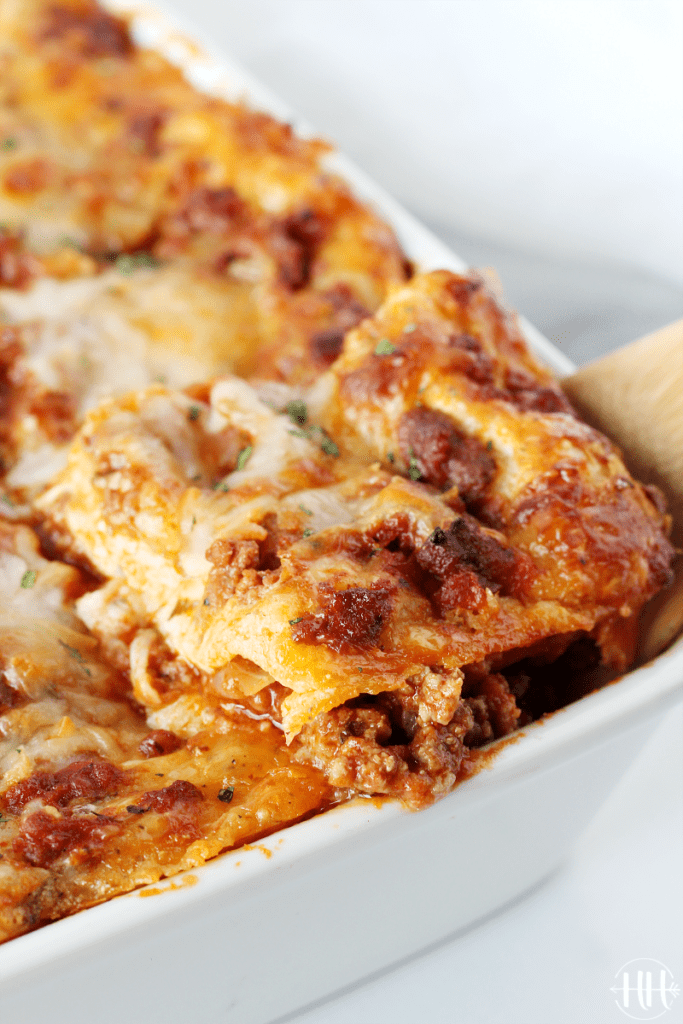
[0,0,674,941]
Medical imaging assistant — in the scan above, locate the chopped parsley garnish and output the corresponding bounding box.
[408,449,421,481]
[289,420,339,458]
[319,434,340,458]
[374,338,395,356]
[387,451,395,463]
[299,504,313,516]
[302,528,314,538]
[1,138,17,150]
[58,639,91,676]
[115,252,161,275]
[59,235,84,251]
[236,445,253,471]
[211,481,230,492]
[20,570,36,589]
[204,598,211,606]
[1,494,14,507]
[218,786,235,803]
[486,440,493,451]
[188,405,201,421]
[285,399,308,426]
[289,617,304,625]
[0,812,9,825]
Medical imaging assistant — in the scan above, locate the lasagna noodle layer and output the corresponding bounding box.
[37,272,673,739]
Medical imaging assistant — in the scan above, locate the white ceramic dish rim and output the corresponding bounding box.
[1,0,682,982]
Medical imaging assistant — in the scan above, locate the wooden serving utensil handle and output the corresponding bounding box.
[562,318,683,662]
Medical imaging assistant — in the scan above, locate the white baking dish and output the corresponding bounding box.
[0,6,681,1023]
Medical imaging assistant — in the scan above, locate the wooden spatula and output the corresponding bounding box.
[561,318,683,663]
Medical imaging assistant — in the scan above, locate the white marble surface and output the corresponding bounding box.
[131,4,683,1021]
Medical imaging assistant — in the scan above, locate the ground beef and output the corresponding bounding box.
[502,367,573,414]
[204,537,268,605]
[14,810,116,869]
[4,759,126,814]
[461,667,520,744]
[308,286,371,366]
[0,229,39,288]
[274,209,327,290]
[414,516,535,613]
[138,730,182,758]
[296,665,531,807]
[398,406,496,507]
[295,681,481,807]
[163,186,245,237]
[291,582,394,653]
[40,3,133,59]
[126,779,203,815]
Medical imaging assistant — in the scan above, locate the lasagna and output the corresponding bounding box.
[0,0,674,941]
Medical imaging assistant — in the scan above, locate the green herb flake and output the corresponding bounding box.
[285,398,308,426]
[302,528,314,538]
[0,812,9,824]
[188,405,201,422]
[374,338,395,356]
[236,445,253,471]
[20,570,37,589]
[114,255,135,275]
[1,138,17,150]
[59,235,83,252]
[289,617,304,625]
[299,504,313,516]
[204,598,211,606]
[387,451,395,464]
[1,493,14,507]
[320,434,340,458]
[408,449,421,481]
[58,639,91,676]
[115,252,161,275]
[217,786,235,803]
[486,440,493,451]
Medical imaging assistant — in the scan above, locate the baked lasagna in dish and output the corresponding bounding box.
[0,0,674,941]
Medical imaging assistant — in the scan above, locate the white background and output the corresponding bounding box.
[148,3,682,1021]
